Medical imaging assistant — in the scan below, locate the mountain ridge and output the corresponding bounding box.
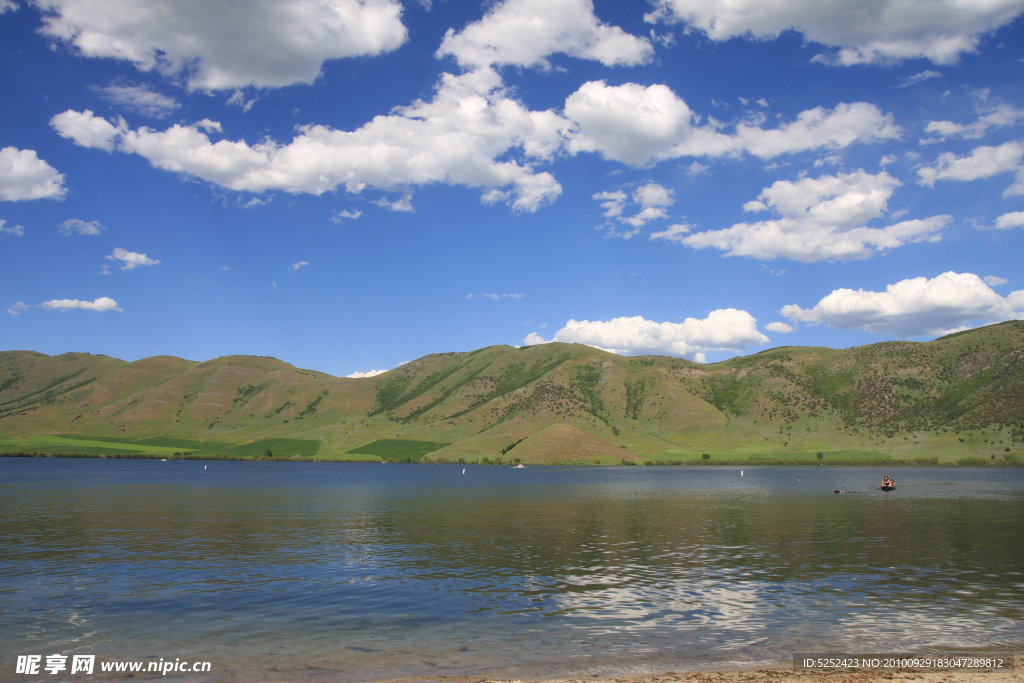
[2,320,1023,463]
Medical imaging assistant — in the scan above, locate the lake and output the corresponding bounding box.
[1,459,1022,681]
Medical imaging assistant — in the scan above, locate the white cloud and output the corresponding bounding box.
[106,247,160,269]
[898,70,941,87]
[995,211,1024,229]
[0,219,25,237]
[288,261,309,272]
[346,369,388,378]
[226,90,258,113]
[593,190,627,217]
[644,0,1024,65]
[0,147,67,201]
[781,271,1024,336]
[686,160,709,176]
[474,293,524,300]
[923,103,1024,142]
[675,170,949,262]
[648,223,692,242]
[0,0,15,13]
[36,0,408,90]
[984,275,1009,286]
[522,331,551,346]
[99,264,112,276]
[58,218,104,236]
[541,309,770,362]
[331,208,363,223]
[765,321,794,333]
[7,301,29,315]
[93,82,179,118]
[436,0,653,69]
[373,194,414,213]
[40,296,122,312]
[49,68,566,213]
[50,110,121,152]
[917,140,1024,196]
[595,182,676,235]
[565,81,899,167]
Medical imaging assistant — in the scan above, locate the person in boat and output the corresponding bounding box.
[881,476,895,488]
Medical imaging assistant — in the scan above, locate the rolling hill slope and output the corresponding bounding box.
[2,320,1023,463]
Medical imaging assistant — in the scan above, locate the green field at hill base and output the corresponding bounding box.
[0,434,321,458]
[345,438,453,462]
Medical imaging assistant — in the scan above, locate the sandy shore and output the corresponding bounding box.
[483,668,1022,683]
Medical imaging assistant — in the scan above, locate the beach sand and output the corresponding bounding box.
[481,669,1022,683]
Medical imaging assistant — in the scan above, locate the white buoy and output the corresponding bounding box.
[741,470,744,476]
[462,468,465,474]
[204,465,207,470]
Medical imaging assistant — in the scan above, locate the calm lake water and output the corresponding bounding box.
[1,459,1022,681]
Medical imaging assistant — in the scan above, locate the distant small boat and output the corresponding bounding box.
[161,459,166,462]
[881,485,896,491]
[513,464,525,469]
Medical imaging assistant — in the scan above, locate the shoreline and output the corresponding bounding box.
[492,670,1023,683]
[3,451,1021,467]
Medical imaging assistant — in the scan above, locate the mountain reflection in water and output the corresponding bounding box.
[0,460,1021,681]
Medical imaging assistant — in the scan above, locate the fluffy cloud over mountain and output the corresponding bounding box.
[782,271,1024,336]
[525,309,770,362]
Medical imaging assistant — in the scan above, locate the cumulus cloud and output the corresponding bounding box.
[648,223,692,242]
[58,218,104,236]
[346,369,388,378]
[672,170,949,262]
[565,81,899,167]
[40,297,122,312]
[93,82,180,118]
[781,271,1024,337]
[49,68,567,213]
[995,211,1024,229]
[331,208,362,223]
[36,0,408,90]
[50,110,121,152]
[923,103,1024,142]
[106,247,160,269]
[288,261,309,272]
[528,309,770,362]
[374,194,414,212]
[644,0,1024,65]
[594,182,675,236]
[0,219,25,237]
[7,301,29,315]
[0,147,67,201]
[765,321,794,333]
[917,140,1024,196]
[436,0,653,69]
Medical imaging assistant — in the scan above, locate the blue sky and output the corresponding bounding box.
[2,0,1023,377]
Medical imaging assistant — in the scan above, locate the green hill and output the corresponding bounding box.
[2,320,1024,464]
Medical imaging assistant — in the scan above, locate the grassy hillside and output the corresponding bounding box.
[2,320,1023,464]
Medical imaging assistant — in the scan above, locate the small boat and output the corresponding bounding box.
[880,484,896,491]
[513,463,525,469]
